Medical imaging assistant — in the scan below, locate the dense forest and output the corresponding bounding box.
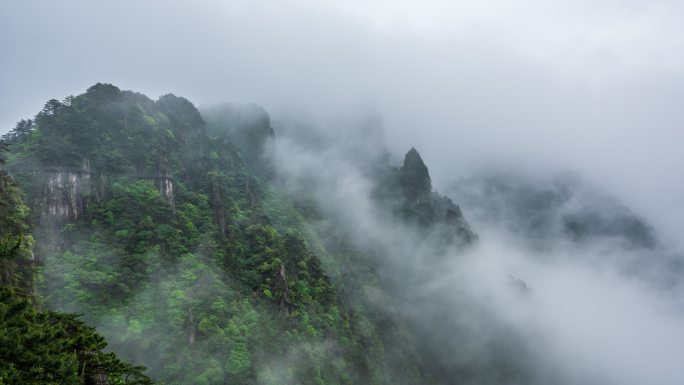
[0,84,477,385]
[1,139,152,384]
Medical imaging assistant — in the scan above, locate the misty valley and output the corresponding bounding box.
[2,83,684,385]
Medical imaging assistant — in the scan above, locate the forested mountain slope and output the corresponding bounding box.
[1,83,476,385]
[0,144,152,384]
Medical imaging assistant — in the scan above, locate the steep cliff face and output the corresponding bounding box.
[33,159,174,226]
[43,171,88,220]
[157,157,175,211]
[39,161,94,222]
[400,147,432,204]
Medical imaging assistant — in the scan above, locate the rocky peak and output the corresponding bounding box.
[399,148,432,203]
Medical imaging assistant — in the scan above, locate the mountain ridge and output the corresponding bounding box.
[1,83,476,385]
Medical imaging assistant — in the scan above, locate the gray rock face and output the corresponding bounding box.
[43,171,88,221]
[37,158,175,223]
[157,158,175,212]
[40,160,96,222]
[399,147,432,205]
[376,148,478,247]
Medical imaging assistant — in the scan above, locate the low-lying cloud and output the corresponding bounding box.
[272,118,684,384]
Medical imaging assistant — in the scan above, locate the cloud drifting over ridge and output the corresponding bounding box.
[270,119,684,385]
[2,1,683,240]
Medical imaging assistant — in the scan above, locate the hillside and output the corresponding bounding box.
[1,84,477,385]
[0,144,153,384]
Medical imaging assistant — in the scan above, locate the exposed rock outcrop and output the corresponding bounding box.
[40,160,94,222]
[399,147,432,205]
[157,158,175,212]
[382,148,477,246]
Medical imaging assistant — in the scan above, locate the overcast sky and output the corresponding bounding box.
[2,0,683,244]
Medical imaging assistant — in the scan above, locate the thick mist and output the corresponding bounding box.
[270,117,684,385]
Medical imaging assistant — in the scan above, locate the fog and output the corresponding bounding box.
[2,0,683,244]
[272,120,684,384]
[3,0,684,384]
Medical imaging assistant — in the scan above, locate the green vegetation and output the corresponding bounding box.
[0,171,33,288]
[2,84,440,384]
[0,287,152,385]
[0,145,153,384]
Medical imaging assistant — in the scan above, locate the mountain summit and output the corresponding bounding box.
[400,147,432,204]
